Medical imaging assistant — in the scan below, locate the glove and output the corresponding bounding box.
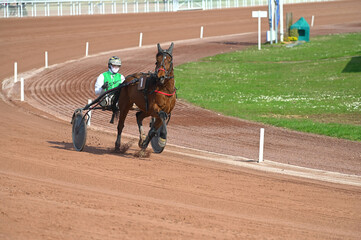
[101,82,109,90]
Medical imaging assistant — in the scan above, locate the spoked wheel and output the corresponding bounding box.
[72,111,87,151]
[151,123,167,154]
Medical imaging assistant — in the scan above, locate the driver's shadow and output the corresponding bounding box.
[47,140,138,158]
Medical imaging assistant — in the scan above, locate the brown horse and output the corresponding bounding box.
[115,42,176,153]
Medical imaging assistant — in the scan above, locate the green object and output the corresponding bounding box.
[102,71,123,90]
[290,17,310,42]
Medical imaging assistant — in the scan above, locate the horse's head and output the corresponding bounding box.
[155,42,174,84]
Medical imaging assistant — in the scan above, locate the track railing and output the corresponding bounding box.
[1,0,332,18]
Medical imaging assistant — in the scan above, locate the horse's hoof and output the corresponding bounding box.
[138,135,146,148]
[115,144,120,151]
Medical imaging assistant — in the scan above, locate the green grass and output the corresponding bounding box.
[175,32,361,141]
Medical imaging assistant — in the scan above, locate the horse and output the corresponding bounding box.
[115,42,176,154]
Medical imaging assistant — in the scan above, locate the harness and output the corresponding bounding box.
[154,89,176,96]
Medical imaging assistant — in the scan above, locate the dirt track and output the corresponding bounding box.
[1,1,361,239]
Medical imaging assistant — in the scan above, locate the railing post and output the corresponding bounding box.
[85,42,89,56]
[45,51,48,68]
[139,32,143,47]
[20,3,23,17]
[14,62,17,83]
[258,128,265,163]
[20,78,24,101]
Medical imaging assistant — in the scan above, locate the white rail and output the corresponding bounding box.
[1,0,331,18]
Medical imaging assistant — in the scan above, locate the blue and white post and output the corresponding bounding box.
[268,0,274,44]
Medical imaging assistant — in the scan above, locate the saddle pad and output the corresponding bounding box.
[137,76,146,90]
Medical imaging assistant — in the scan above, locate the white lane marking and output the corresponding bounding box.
[164,144,361,187]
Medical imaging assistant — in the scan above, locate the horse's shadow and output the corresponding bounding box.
[47,140,140,159]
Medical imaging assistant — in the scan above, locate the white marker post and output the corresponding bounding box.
[311,15,314,27]
[45,51,48,68]
[20,78,24,101]
[252,10,267,50]
[258,128,265,163]
[200,26,204,39]
[139,32,143,47]
[87,99,92,126]
[14,62,17,83]
[85,42,89,57]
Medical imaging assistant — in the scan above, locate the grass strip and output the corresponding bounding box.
[175,32,361,141]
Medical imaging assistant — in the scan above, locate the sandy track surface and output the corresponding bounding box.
[1,1,361,239]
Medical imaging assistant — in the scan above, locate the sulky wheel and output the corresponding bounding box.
[72,111,87,151]
[150,124,167,154]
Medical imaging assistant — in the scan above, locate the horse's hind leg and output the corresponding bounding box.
[115,104,131,151]
[136,111,148,148]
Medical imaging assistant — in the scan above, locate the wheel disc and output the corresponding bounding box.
[72,112,87,151]
[151,124,167,154]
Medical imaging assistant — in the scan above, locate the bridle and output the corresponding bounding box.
[156,51,174,84]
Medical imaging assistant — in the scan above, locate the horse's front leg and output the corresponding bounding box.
[140,118,159,150]
[140,111,167,150]
[136,111,148,148]
[158,111,168,141]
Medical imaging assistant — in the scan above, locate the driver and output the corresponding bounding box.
[94,56,125,110]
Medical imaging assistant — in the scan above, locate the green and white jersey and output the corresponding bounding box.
[95,70,125,95]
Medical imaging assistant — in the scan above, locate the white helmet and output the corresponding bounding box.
[108,56,121,67]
